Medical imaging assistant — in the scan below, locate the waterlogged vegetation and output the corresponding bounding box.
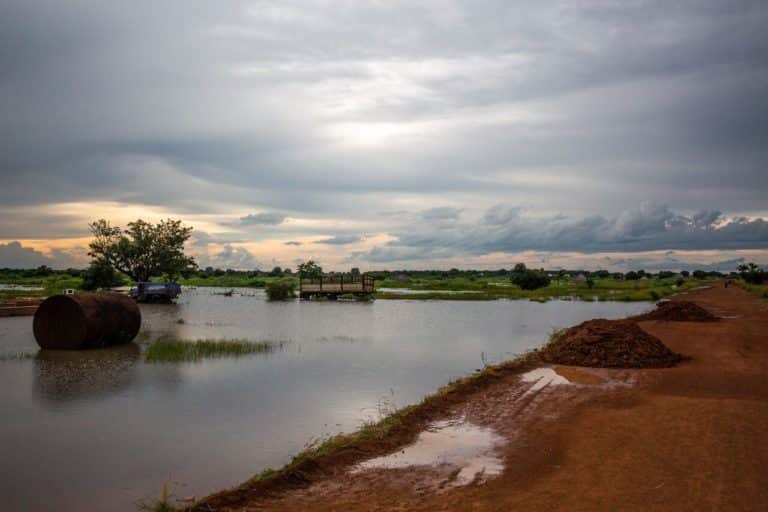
[265,280,297,300]
[0,351,36,362]
[0,265,734,303]
[0,267,87,299]
[373,274,716,302]
[143,338,285,363]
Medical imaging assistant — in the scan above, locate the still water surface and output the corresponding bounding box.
[0,288,650,511]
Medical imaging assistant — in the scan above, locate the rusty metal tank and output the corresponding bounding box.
[33,292,142,350]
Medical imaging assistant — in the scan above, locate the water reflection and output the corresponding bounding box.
[33,344,142,402]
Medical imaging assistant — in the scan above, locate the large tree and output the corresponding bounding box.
[297,260,323,278]
[88,218,197,282]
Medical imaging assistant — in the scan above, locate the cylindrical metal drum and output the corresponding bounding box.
[33,293,142,350]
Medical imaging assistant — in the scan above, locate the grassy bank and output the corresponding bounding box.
[375,276,714,302]
[178,275,293,288]
[0,275,83,300]
[143,339,285,363]
[734,279,768,299]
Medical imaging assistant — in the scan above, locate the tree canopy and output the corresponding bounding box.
[510,263,551,290]
[738,262,766,284]
[297,260,323,278]
[88,218,196,282]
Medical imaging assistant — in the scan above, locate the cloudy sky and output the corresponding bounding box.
[1,0,767,271]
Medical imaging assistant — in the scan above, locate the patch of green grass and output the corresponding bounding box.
[179,275,295,288]
[0,351,36,362]
[139,481,176,512]
[0,275,85,299]
[374,277,715,302]
[734,279,768,299]
[143,339,284,363]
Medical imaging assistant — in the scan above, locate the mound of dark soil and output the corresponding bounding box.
[634,301,718,322]
[540,319,684,368]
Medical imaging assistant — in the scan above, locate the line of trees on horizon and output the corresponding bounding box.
[2,263,765,282]
[1,217,765,289]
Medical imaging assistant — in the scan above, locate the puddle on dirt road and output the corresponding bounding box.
[354,419,505,486]
[520,366,610,393]
[520,367,572,395]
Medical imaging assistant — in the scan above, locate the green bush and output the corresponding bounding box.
[509,263,551,290]
[265,281,296,301]
[738,262,766,284]
[81,259,124,291]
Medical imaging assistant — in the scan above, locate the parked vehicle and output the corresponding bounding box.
[129,282,181,303]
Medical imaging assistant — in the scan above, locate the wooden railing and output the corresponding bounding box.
[299,274,374,294]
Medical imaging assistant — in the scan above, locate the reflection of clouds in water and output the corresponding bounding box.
[33,344,181,402]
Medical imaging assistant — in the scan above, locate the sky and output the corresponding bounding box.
[1,0,767,272]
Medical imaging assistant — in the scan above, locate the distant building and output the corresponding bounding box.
[572,273,588,285]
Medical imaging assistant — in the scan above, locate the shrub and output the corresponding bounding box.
[265,281,296,300]
[81,259,124,291]
[738,262,766,285]
[510,263,551,290]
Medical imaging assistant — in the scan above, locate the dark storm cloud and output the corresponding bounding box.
[355,204,768,262]
[0,242,54,268]
[0,242,83,269]
[1,0,767,252]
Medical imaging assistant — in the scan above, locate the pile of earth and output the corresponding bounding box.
[540,319,684,368]
[633,300,718,322]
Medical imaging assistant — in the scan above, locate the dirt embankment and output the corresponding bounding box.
[539,319,684,368]
[539,300,719,369]
[633,300,719,322]
[192,285,768,512]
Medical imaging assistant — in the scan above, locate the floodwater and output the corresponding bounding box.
[354,418,505,486]
[0,288,650,511]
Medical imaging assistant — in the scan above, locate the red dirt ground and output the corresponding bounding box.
[195,284,768,511]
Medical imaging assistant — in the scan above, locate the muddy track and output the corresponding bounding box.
[196,285,768,511]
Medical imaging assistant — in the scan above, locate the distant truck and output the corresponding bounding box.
[129,282,182,303]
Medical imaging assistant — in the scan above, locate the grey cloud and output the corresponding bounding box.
[314,235,363,245]
[0,241,54,268]
[240,212,287,226]
[1,0,767,249]
[356,203,768,262]
[190,231,244,247]
[421,207,462,222]
[194,243,261,270]
[482,205,520,226]
[0,241,86,269]
[284,241,303,246]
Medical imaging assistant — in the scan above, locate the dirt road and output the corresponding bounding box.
[201,285,768,511]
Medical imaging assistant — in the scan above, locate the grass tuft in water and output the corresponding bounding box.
[0,351,36,362]
[144,339,283,363]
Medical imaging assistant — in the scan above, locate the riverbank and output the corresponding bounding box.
[186,283,768,511]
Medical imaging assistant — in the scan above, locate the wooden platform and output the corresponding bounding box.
[299,274,374,299]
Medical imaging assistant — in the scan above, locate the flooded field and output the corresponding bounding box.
[0,288,650,511]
